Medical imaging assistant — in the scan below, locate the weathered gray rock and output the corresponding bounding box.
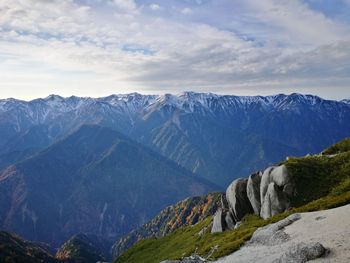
[250,213,301,246]
[220,194,229,210]
[275,242,326,263]
[211,164,295,234]
[226,178,253,222]
[260,182,291,219]
[224,212,235,230]
[247,172,262,215]
[211,209,225,233]
[260,165,294,219]
[211,208,235,233]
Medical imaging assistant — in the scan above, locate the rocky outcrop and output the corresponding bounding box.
[211,209,225,233]
[247,172,262,215]
[276,242,326,263]
[212,165,295,232]
[260,182,290,219]
[56,233,110,263]
[211,208,235,233]
[249,214,301,245]
[260,165,294,219]
[226,178,254,222]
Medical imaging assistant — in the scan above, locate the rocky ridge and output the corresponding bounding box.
[212,164,294,233]
[113,193,222,258]
[1,92,349,186]
[0,231,59,263]
[56,233,110,263]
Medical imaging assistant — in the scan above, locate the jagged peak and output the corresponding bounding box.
[45,94,64,100]
[0,92,346,116]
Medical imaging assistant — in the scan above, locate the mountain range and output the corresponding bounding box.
[0,92,350,255]
[0,125,216,248]
[1,92,349,186]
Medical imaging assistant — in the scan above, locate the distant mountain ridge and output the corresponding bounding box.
[0,125,217,247]
[0,92,349,186]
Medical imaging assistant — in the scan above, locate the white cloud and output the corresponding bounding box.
[244,0,349,46]
[149,4,161,11]
[181,7,192,15]
[112,0,137,11]
[0,0,349,100]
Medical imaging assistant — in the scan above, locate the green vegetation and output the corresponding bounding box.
[285,151,350,206]
[322,138,350,155]
[113,193,222,257]
[115,192,350,263]
[115,139,350,263]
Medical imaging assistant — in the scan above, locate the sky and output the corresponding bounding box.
[0,0,350,100]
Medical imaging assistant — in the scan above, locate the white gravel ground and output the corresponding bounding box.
[214,204,350,263]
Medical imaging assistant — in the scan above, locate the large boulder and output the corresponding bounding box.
[224,212,235,230]
[247,172,262,215]
[260,165,294,219]
[226,178,254,222]
[211,209,225,233]
[260,182,291,219]
[250,213,301,246]
[276,242,326,263]
[212,165,295,233]
[211,209,235,233]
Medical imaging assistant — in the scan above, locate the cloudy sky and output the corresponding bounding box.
[0,0,349,100]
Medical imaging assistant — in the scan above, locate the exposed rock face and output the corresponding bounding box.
[275,242,326,263]
[211,209,225,233]
[247,172,262,215]
[260,182,290,219]
[249,214,301,246]
[211,208,235,233]
[224,212,235,230]
[260,165,294,219]
[226,178,253,222]
[212,165,295,232]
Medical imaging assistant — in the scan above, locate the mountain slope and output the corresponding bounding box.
[0,125,218,247]
[0,93,349,186]
[114,138,350,263]
[112,192,223,257]
[56,233,110,263]
[0,231,59,263]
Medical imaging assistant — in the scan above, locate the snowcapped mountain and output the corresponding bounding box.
[0,92,349,185]
[0,92,349,252]
[0,92,345,122]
